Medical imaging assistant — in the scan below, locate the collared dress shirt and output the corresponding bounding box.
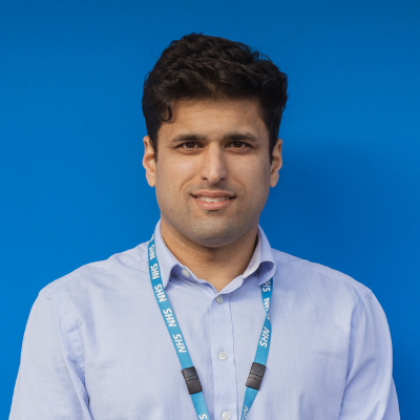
[9,221,399,420]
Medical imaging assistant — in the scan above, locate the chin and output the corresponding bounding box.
[184,219,245,248]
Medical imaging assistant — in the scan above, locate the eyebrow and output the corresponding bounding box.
[223,132,258,143]
[170,131,259,144]
[170,134,207,144]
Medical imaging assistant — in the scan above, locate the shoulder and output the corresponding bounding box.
[271,248,373,312]
[40,240,151,299]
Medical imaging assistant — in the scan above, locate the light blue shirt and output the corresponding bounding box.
[9,221,399,420]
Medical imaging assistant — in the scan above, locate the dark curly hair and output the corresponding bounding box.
[142,33,288,160]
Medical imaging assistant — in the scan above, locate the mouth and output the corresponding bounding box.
[195,196,232,203]
[191,191,235,210]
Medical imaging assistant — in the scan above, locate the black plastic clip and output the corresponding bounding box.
[246,362,266,390]
[182,366,203,395]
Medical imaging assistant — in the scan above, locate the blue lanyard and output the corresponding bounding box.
[148,234,273,420]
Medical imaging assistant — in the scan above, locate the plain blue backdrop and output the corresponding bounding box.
[1,0,419,418]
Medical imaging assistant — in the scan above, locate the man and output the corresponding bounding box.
[10,34,399,420]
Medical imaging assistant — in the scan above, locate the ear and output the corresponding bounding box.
[270,138,283,188]
[143,135,157,187]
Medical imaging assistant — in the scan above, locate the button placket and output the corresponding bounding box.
[210,293,238,419]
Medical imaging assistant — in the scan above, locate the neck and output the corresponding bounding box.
[160,218,259,292]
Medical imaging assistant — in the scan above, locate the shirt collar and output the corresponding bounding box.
[153,220,276,289]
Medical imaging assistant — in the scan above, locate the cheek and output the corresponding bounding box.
[237,161,271,196]
[240,165,272,213]
[155,157,197,197]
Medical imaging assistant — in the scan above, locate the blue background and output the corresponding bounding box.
[1,0,419,417]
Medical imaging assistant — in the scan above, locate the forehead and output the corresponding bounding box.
[157,98,269,141]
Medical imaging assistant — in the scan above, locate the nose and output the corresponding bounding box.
[200,143,228,185]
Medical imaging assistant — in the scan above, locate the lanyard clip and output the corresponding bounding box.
[246,362,266,390]
[182,367,203,395]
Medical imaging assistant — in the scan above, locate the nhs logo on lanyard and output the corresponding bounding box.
[263,297,270,319]
[150,263,160,280]
[148,243,156,260]
[262,279,271,292]
[259,326,270,348]
[172,334,187,353]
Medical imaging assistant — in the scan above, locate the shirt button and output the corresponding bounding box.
[216,295,224,304]
[222,411,231,420]
[181,269,190,277]
[218,351,228,361]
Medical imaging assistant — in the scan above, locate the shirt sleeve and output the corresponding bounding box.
[338,292,400,420]
[9,291,92,420]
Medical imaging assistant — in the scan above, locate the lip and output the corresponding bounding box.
[191,190,235,211]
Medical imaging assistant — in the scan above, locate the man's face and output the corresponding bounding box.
[143,99,282,248]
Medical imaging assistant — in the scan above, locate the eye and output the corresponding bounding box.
[178,142,199,149]
[228,141,250,149]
